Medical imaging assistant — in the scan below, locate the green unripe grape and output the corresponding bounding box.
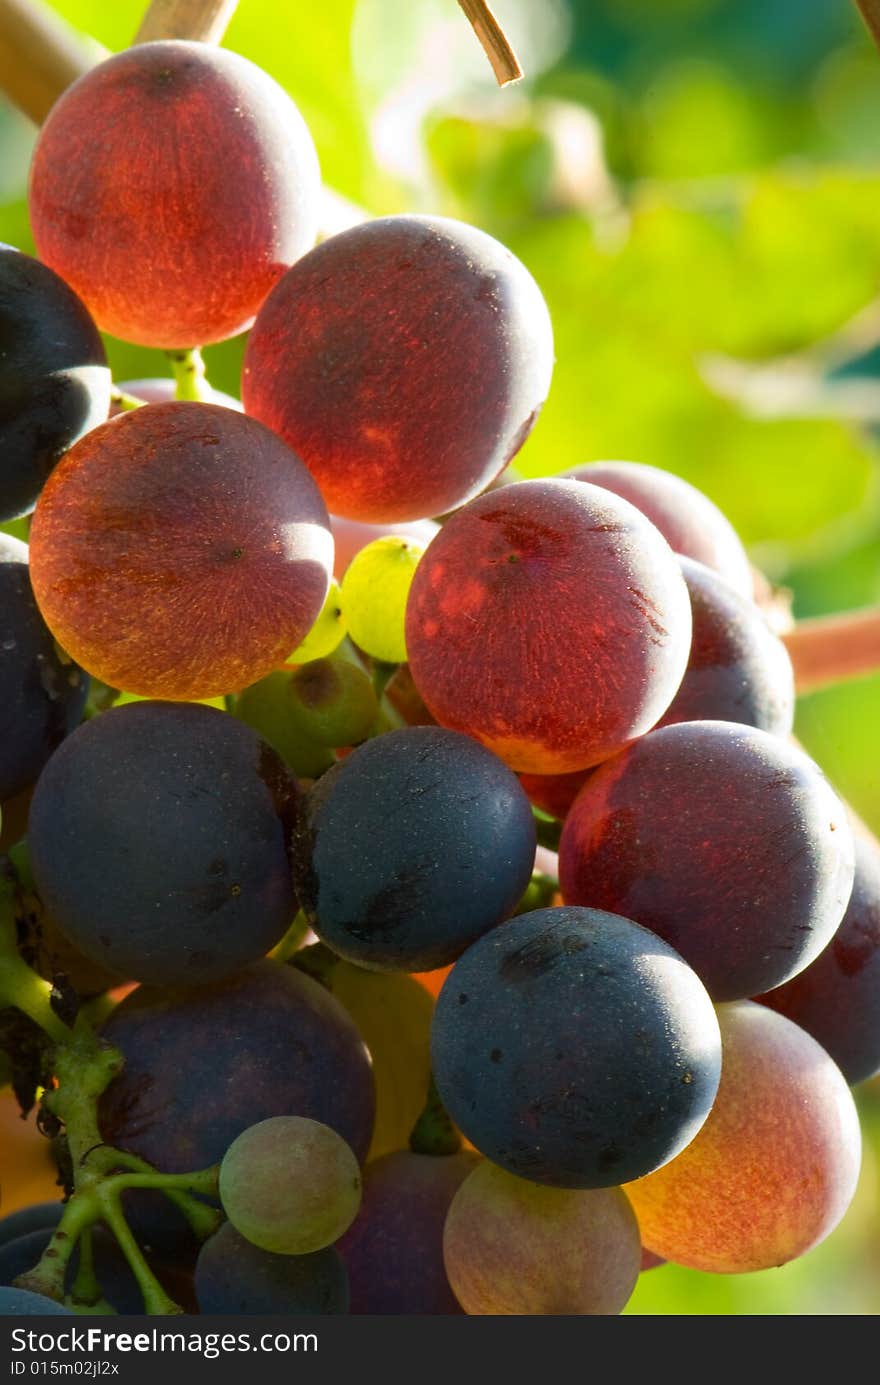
[219,1116,362,1255]
[287,581,346,664]
[234,672,335,778]
[341,537,424,664]
[289,658,379,748]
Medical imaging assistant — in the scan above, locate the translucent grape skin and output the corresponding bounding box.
[658,557,795,735]
[0,245,110,521]
[337,1150,479,1314]
[292,727,537,972]
[626,1002,862,1273]
[431,906,722,1189]
[28,702,298,988]
[28,402,333,701]
[98,960,375,1249]
[29,41,320,349]
[195,1223,349,1315]
[340,537,424,664]
[0,536,89,802]
[757,827,880,1085]
[563,460,753,599]
[0,1287,72,1315]
[331,517,439,580]
[219,1117,362,1256]
[443,1162,641,1315]
[242,215,554,523]
[405,480,692,775]
[559,721,855,1001]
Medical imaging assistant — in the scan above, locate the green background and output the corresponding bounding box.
[1,0,879,1315]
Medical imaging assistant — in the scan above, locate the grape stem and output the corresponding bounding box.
[132,0,239,45]
[854,1,880,48]
[783,606,880,694]
[456,1,523,85]
[167,347,213,402]
[109,386,146,413]
[0,869,70,1045]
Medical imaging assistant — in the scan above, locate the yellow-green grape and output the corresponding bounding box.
[288,658,379,748]
[219,1116,362,1255]
[326,964,434,1160]
[340,537,424,664]
[234,672,335,778]
[286,581,346,665]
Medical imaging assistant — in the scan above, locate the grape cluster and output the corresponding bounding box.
[0,35,876,1321]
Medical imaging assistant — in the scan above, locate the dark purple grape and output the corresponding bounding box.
[0,1286,72,1314]
[560,722,854,1001]
[0,244,109,521]
[757,828,880,1084]
[0,1203,62,1251]
[28,701,298,988]
[658,557,794,736]
[0,536,89,802]
[293,727,536,971]
[431,906,721,1189]
[99,960,375,1174]
[195,1223,348,1315]
[338,1150,479,1314]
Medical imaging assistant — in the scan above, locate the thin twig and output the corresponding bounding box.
[0,0,97,124]
[133,0,239,45]
[783,606,880,694]
[457,0,523,85]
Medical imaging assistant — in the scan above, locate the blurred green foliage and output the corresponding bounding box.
[1,0,879,1316]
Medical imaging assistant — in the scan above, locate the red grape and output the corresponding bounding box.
[242,215,553,522]
[563,460,753,598]
[406,479,692,773]
[28,402,332,700]
[29,41,320,348]
[559,721,854,1000]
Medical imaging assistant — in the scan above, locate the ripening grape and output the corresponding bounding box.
[757,826,880,1085]
[331,516,439,579]
[320,963,435,1161]
[28,402,333,701]
[195,1223,349,1315]
[443,1162,641,1315]
[341,537,424,664]
[338,1150,479,1314]
[220,1117,362,1256]
[234,671,336,778]
[286,583,346,664]
[405,480,692,774]
[0,536,89,802]
[292,727,536,971]
[0,245,110,520]
[284,658,379,748]
[658,558,795,735]
[559,722,855,1000]
[28,702,298,988]
[431,907,722,1188]
[626,1002,862,1273]
[29,41,320,348]
[242,215,553,522]
[563,460,753,599]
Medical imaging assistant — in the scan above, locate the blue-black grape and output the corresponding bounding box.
[28,701,298,987]
[431,906,722,1189]
[0,244,109,521]
[337,1150,479,1314]
[0,1227,173,1314]
[0,1203,62,1250]
[757,827,880,1085]
[195,1222,349,1314]
[0,536,89,802]
[292,727,536,971]
[0,1286,72,1314]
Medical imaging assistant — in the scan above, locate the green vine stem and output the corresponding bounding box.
[166,347,213,402]
[409,1075,462,1156]
[109,385,146,412]
[0,870,70,1044]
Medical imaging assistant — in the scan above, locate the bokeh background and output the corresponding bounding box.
[1,0,879,1314]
